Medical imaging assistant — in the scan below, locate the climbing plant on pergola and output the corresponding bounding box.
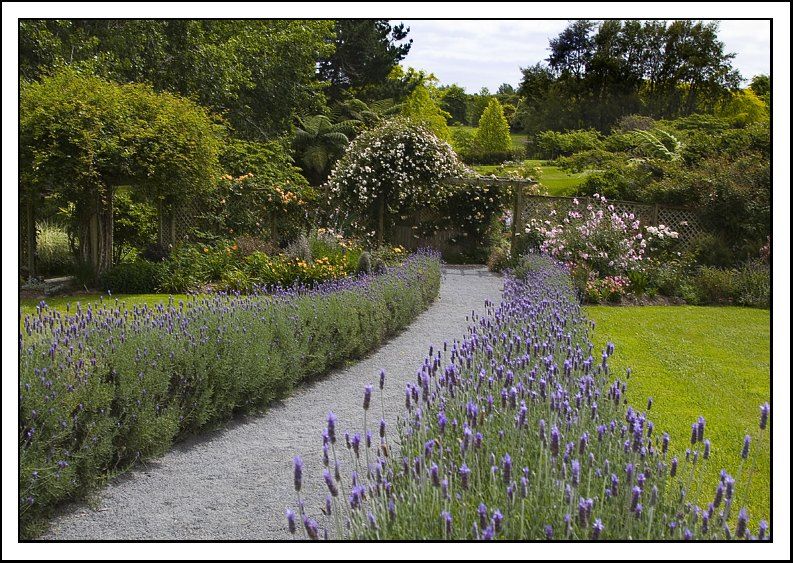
[20,68,220,277]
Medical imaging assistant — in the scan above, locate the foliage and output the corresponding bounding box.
[19,252,441,536]
[287,254,770,539]
[112,190,158,262]
[100,259,163,294]
[715,89,769,127]
[20,68,221,275]
[293,115,359,185]
[687,262,770,308]
[325,117,469,243]
[466,87,492,126]
[35,221,73,277]
[585,275,628,303]
[194,139,315,245]
[319,20,412,102]
[439,84,468,125]
[19,20,336,139]
[517,20,741,134]
[534,129,603,159]
[401,85,451,141]
[486,240,513,273]
[524,194,657,277]
[475,99,513,155]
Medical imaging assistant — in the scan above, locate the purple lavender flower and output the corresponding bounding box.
[741,435,751,460]
[327,412,337,444]
[520,476,528,498]
[690,423,698,445]
[303,516,319,540]
[758,520,768,540]
[684,527,693,540]
[502,453,512,484]
[760,402,770,430]
[379,369,386,390]
[325,495,332,516]
[591,518,604,539]
[539,419,547,444]
[701,511,710,534]
[368,511,378,530]
[322,443,329,467]
[441,510,453,537]
[544,525,553,539]
[725,476,735,500]
[366,430,372,449]
[697,416,706,442]
[430,463,440,487]
[478,503,488,528]
[492,510,503,533]
[459,463,471,490]
[670,457,678,477]
[703,439,711,460]
[571,460,580,486]
[293,456,303,492]
[286,509,296,534]
[731,507,748,539]
[351,433,361,458]
[388,498,396,521]
[363,384,372,411]
[482,525,495,540]
[379,419,387,439]
[631,486,641,511]
[550,426,560,457]
[323,469,338,497]
[714,483,724,507]
[647,397,653,410]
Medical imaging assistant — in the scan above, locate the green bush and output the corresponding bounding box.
[689,263,770,308]
[100,260,162,294]
[486,242,512,273]
[19,253,441,536]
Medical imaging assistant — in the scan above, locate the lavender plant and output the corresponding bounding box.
[19,251,441,535]
[288,254,770,540]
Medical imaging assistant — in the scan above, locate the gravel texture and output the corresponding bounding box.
[42,265,503,540]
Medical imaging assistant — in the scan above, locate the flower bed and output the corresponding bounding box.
[288,254,770,540]
[19,251,441,535]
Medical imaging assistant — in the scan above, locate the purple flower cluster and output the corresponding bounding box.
[286,254,770,540]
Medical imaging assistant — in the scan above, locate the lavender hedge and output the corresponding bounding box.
[289,254,771,540]
[19,251,441,534]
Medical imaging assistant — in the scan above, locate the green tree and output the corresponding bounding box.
[715,89,770,127]
[440,84,468,125]
[475,98,512,154]
[293,115,359,185]
[20,69,220,277]
[401,85,452,141]
[749,74,771,107]
[467,87,492,126]
[318,20,412,101]
[18,20,336,139]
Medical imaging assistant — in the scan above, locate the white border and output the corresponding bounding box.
[3,2,789,560]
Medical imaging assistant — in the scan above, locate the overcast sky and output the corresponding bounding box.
[396,20,772,93]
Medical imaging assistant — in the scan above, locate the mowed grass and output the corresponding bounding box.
[20,293,191,317]
[586,305,771,524]
[474,159,589,196]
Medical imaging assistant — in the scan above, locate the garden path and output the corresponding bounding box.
[42,265,503,540]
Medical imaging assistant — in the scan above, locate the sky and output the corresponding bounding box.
[396,20,772,93]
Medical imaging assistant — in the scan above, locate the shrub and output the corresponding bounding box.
[326,118,469,245]
[100,260,162,294]
[19,252,442,535]
[535,129,603,159]
[486,242,512,273]
[287,253,770,540]
[35,221,73,277]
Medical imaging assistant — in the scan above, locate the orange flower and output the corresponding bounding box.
[231,244,238,251]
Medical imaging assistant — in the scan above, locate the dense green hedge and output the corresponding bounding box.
[19,252,441,536]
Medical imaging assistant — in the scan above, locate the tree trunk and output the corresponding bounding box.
[79,186,114,280]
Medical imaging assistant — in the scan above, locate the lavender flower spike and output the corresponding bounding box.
[741,435,751,460]
[760,402,770,430]
[326,412,337,444]
[286,509,296,534]
[363,384,373,411]
[591,518,604,540]
[293,456,303,492]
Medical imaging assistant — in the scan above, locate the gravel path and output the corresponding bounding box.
[42,266,503,540]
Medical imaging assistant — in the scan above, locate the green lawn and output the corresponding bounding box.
[20,293,191,317]
[586,305,771,524]
[474,159,589,196]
